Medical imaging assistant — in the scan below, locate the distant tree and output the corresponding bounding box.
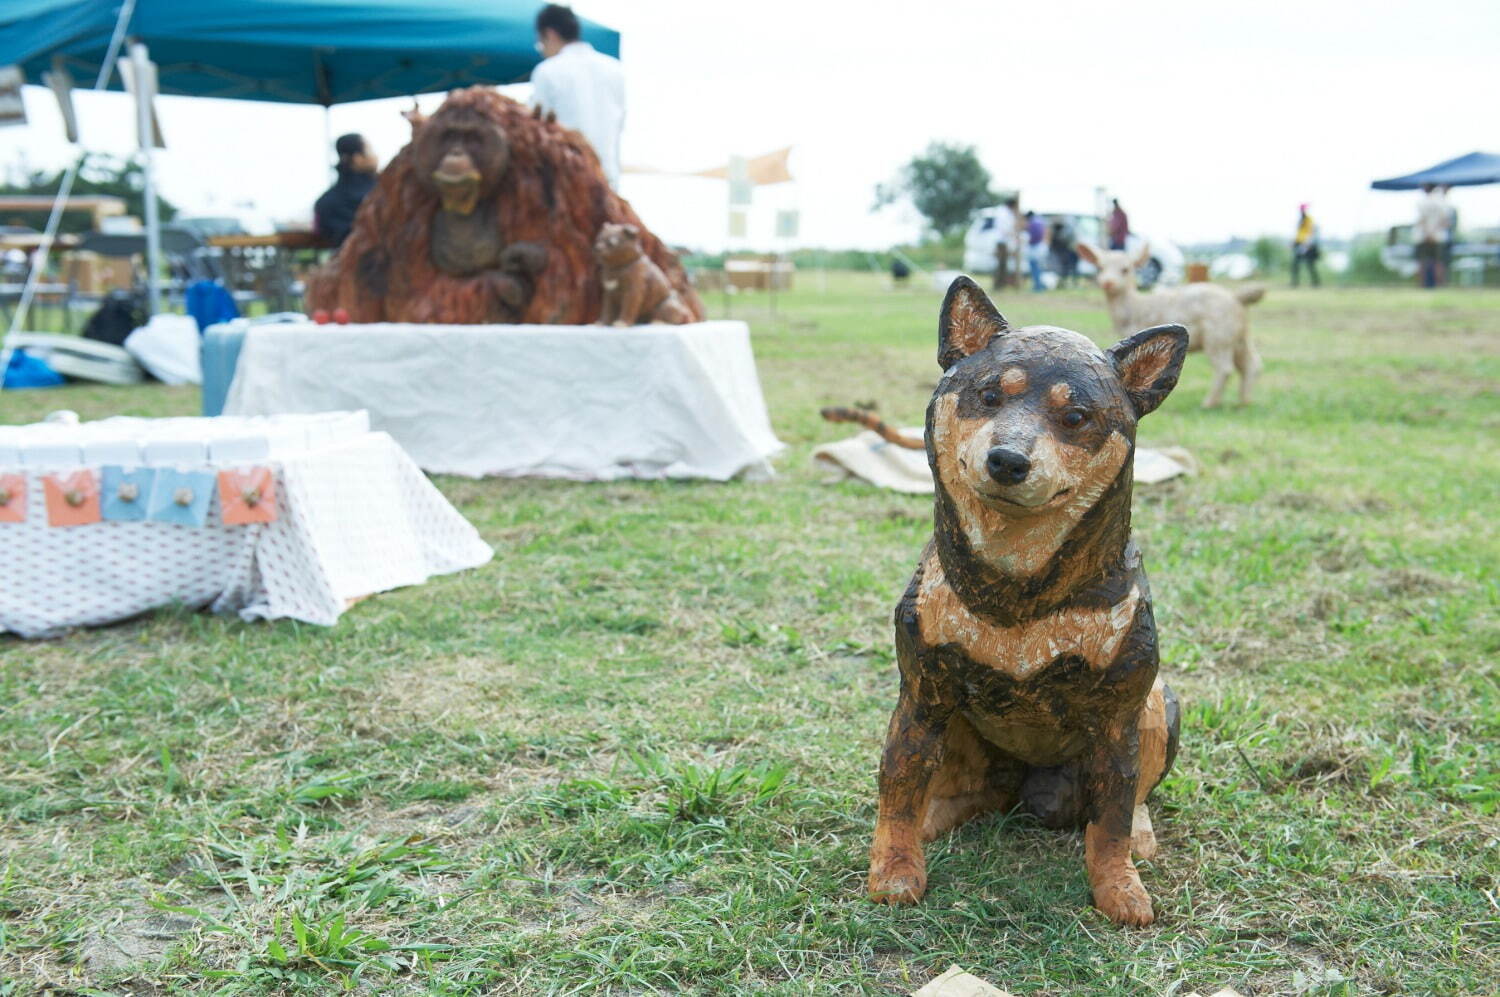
[0,153,176,233]
[874,142,995,239]
[1250,235,1291,276]
[1342,234,1400,285]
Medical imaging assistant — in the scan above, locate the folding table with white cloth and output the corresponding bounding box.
[220,321,784,481]
[0,412,492,638]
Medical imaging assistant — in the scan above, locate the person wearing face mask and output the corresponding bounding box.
[531,4,625,189]
[313,133,378,249]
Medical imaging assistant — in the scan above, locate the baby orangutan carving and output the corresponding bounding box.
[867,277,1187,927]
[594,223,694,326]
[306,87,703,325]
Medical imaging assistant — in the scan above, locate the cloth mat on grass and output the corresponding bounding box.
[813,428,1196,494]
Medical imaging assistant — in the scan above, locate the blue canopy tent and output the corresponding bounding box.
[0,0,619,335]
[0,0,620,105]
[1370,152,1500,191]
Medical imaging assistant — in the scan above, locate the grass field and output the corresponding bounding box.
[1,275,1496,995]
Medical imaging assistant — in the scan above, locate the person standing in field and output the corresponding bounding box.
[1440,184,1458,282]
[1108,198,1130,251]
[1414,183,1449,288]
[1024,210,1048,291]
[992,197,1017,291]
[1291,203,1321,288]
[1049,217,1078,288]
[531,4,625,188]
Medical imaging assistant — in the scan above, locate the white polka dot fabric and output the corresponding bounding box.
[0,414,492,639]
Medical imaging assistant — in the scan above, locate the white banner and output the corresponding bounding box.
[0,65,26,128]
[43,58,78,143]
[117,53,165,148]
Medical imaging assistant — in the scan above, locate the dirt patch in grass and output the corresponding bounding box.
[1377,566,1458,597]
[367,655,525,731]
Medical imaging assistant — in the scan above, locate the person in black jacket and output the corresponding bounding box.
[313,133,378,248]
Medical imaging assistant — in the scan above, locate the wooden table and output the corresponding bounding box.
[206,232,330,251]
[0,233,81,251]
[206,232,334,313]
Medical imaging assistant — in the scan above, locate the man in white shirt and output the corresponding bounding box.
[1414,183,1450,288]
[532,4,625,188]
[990,198,1017,291]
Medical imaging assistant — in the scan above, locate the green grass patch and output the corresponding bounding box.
[1,276,1496,993]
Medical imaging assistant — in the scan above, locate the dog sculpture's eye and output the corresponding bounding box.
[981,389,1001,407]
[1060,408,1088,428]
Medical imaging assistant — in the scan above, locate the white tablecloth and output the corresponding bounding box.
[223,321,785,480]
[1,418,492,638]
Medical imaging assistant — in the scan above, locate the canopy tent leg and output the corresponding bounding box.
[314,51,335,182]
[0,0,137,391]
[130,40,162,317]
[324,104,334,181]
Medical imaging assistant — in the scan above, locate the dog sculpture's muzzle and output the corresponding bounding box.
[968,421,1073,510]
[985,447,1031,485]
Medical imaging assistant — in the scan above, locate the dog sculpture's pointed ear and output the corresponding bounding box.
[1075,241,1100,267]
[1132,241,1152,270]
[1108,324,1189,417]
[938,276,1010,370]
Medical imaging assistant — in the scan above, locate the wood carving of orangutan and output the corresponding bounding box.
[305,87,704,325]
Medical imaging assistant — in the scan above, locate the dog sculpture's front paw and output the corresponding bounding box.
[1092,876,1154,927]
[868,857,927,905]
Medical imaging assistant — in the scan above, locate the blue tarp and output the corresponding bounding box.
[1370,152,1500,191]
[0,0,620,105]
[4,349,65,389]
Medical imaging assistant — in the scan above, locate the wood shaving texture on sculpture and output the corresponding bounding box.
[867,276,1188,927]
[306,87,704,325]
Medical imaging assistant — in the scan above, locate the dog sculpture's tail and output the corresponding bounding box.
[1235,285,1267,306]
[820,406,925,450]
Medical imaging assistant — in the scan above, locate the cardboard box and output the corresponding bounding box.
[724,256,794,291]
[63,251,136,294]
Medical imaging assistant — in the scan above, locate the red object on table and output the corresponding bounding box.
[333,308,349,324]
[312,309,330,324]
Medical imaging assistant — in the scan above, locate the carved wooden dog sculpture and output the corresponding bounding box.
[594,223,695,326]
[867,277,1186,927]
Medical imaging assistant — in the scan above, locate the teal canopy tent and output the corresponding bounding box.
[0,0,620,105]
[1371,152,1500,191]
[0,0,620,334]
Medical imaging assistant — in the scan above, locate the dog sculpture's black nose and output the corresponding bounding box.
[986,448,1031,484]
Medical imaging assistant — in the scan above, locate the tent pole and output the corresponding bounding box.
[131,40,162,317]
[2,0,135,371]
[324,105,334,181]
[313,51,335,181]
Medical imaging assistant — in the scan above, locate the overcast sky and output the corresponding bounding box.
[6,0,1498,251]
